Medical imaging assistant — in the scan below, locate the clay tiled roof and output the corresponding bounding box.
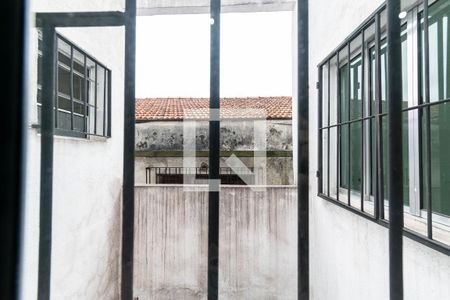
[135,97,292,121]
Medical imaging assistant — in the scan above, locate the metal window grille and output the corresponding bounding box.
[317,0,450,256]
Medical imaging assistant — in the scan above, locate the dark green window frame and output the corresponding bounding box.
[37,32,112,138]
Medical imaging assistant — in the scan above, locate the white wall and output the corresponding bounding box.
[308,0,450,299]
[20,1,125,299]
[134,185,297,299]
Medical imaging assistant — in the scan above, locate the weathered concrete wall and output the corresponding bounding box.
[135,120,293,184]
[20,2,124,299]
[134,185,297,299]
[135,156,294,185]
[308,0,450,299]
[136,120,292,152]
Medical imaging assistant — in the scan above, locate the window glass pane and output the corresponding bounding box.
[350,122,362,195]
[96,66,105,135]
[73,73,85,102]
[420,0,450,219]
[380,41,388,113]
[58,95,71,112]
[330,127,338,199]
[57,111,71,130]
[322,64,329,127]
[403,111,409,206]
[37,54,42,87]
[350,56,362,120]
[370,47,377,115]
[401,24,409,104]
[322,129,329,195]
[340,64,349,122]
[74,102,84,115]
[88,105,96,134]
[105,72,109,136]
[340,124,349,202]
[73,115,84,132]
[58,65,71,96]
[73,49,85,75]
[87,58,96,81]
[329,55,338,125]
[382,115,389,215]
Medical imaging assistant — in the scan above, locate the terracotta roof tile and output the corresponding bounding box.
[135,97,292,121]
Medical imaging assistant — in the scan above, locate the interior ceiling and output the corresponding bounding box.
[137,0,295,15]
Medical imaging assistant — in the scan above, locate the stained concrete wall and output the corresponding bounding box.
[308,0,450,299]
[134,185,297,299]
[135,156,294,185]
[20,2,124,299]
[135,120,294,185]
[136,120,292,152]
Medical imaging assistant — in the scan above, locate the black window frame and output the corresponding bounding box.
[317,0,450,256]
[37,32,112,139]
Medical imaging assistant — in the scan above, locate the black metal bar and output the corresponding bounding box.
[103,68,107,136]
[375,12,384,220]
[368,28,377,217]
[0,0,25,298]
[121,0,136,299]
[327,60,331,197]
[108,70,112,137]
[36,12,125,28]
[298,0,309,298]
[208,0,220,298]
[84,54,88,134]
[94,63,98,134]
[38,24,56,300]
[423,0,433,240]
[347,42,351,206]
[55,40,59,130]
[387,0,404,298]
[361,29,365,211]
[70,46,74,131]
[336,51,341,202]
[318,66,323,194]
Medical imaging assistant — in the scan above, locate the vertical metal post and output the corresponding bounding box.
[318,66,323,194]
[361,30,365,211]
[375,13,384,220]
[337,51,341,202]
[122,0,136,299]
[298,0,309,299]
[423,0,433,239]
[327,60,331,197]
[208,0,220,298]
[1,0,26,298]
[38,24,56,300]
[347,43,351,206]
[387,0,404,299]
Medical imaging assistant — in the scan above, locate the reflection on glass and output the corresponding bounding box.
[420,0,450,218]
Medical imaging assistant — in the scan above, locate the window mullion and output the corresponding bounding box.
[347,43,351,206]
[423,0,433,239]
[94,63,98,135]
[337,51,341,202]
[407,7,421,217]
[375,12,383,219]
[70,46,74,131]
[361,29,365,212]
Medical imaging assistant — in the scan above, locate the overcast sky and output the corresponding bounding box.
[136,11,293,98]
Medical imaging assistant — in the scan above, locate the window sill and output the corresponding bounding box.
[30,123,109,142]
[318,192,450,256]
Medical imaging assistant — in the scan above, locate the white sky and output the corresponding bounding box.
[136,11,293,98]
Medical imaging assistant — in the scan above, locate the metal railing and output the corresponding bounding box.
[145,166,261,185]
